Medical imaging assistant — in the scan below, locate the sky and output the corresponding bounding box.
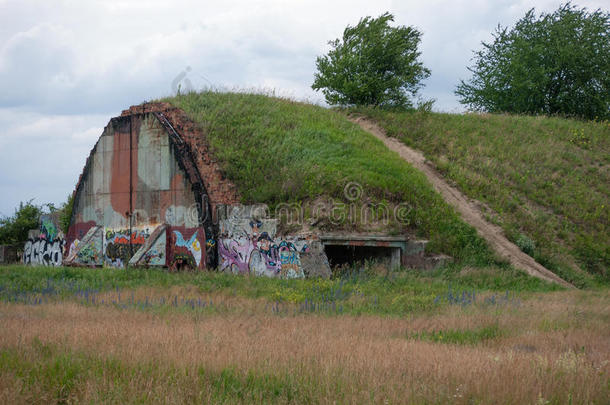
[0,0,607,217]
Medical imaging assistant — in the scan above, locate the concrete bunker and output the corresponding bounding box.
[22,102,450,276]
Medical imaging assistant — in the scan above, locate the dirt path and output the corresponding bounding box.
[349,116,574,289]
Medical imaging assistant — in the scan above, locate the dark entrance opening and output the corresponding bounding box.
[323,244,396,269]
[320,235,407,271]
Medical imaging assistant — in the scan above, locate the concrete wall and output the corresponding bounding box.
[217,205,331,279]
[22,213,66,266]
[66,112,207,269]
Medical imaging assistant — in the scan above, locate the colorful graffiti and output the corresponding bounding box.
[278,241,302,279]
[173,230,202,266]
[66,225,103,266]
[66,221,96,251]
[141,231,167,266]
[167,227,205,271]
[142,248,165,265]
[77,242,100,264]
[218,220,308,279]
[104,228,150,267]
[40,215,58,241]
[69,239,80,258]
[63,111,220,270]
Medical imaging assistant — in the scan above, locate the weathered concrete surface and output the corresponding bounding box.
[122,103,241,218]
[64,104,241,270]
[129,224,168,267]
[299,241,332,278]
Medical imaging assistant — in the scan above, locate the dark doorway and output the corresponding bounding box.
[323,244,396,268]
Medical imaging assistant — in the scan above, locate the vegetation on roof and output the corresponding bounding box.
[163,91,498,268]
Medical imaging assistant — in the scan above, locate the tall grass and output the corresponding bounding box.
[0,288,607,404]
[353,108,610,286]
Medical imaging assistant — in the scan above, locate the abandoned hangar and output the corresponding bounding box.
[27,102,437,277]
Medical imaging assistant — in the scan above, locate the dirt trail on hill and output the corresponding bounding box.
[349,116,574,289]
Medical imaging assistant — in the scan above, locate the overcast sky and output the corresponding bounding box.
[0,0,607,217]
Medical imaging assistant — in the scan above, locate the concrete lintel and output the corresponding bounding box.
[320,234,408,250]
[320,234,408,243]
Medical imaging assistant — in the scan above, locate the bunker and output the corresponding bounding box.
[24,102,449,276]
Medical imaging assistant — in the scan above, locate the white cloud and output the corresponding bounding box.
[0,0,606,214]
[0,109,107,216]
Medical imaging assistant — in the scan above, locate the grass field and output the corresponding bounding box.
[352,108,609,287]
[1,265,608,404]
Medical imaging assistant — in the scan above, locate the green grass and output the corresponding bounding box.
[0,265,560,317]
[352,108,610,286]
[163,91,497,267]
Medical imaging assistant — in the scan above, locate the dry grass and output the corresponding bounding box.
[0,288,608,404]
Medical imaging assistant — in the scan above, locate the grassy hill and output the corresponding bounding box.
[163,91,608,288]
[352,107,609,287]
[164,92,497,270]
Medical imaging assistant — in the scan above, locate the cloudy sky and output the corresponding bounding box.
[0,0,607,216]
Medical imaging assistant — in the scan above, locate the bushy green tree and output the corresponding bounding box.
[59,193,74,234]
[0,201,43,245]
[312,12,430,109]
[456,3,610,120]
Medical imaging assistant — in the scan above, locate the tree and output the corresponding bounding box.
[58,193,74,234]
[312,12,430,109]
[456,3,610,120]
[0,201,43,245]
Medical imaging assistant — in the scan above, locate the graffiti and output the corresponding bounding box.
[77,242,100,264]
[173,230,202,267]
[142,248,164,265]
[218,219,306,279]
[66,225,103,266]
[23,214,66,267]
[105,228,150,246]
[166,227,205,270]
[170,252,196,270]
[69,239,80,258]
[23,238,64,266]
[65,221,96,256]
[142,232,166,266]
[218,237,253,274]
[278,241,302,279]
[107,257,124,268]
[40,216,58,241]
[104,228,150,267]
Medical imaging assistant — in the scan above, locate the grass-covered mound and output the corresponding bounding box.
[163,91,497,267]
[353,108,609,286]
